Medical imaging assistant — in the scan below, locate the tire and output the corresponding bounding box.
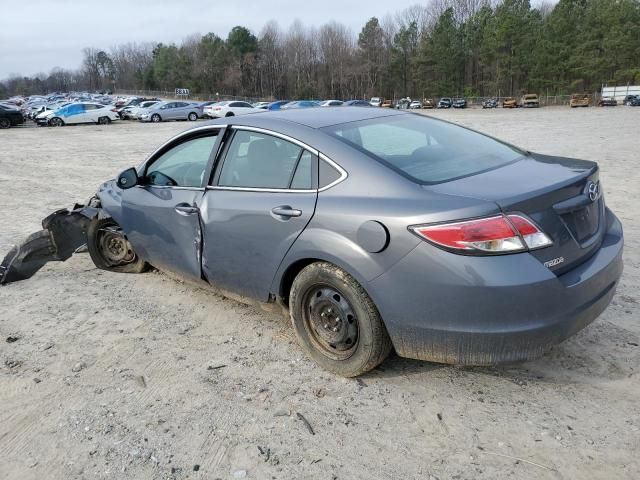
[0,118,10,129]
[98,116,111,125]
[50,117,64,127]
[151,114,161,123]
[87,218,148,274]
[188,112,198,121]
[289,262,392,377]
[225,112,235,117]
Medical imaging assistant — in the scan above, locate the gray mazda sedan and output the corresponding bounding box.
[0,108,624,377]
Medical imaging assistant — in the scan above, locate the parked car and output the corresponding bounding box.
[502,97,519,108]
[116,97,159,117]
[437,97,452,108]
[629,96,640,106]
[482,98,498,109]
[0,104,25,128]
[48,103,120,126]
[452,98,467,109]
[252,101,271,109]
[266,100,291,111]
[281,100,320,109]
[521,94,540,108]
[570,94,590,108]
[370,97,382,107]
[409,101,423,109]
[421,99,435,109]
[1,108,624,378]
[623,95,640,106]
[344,100,373,107]
[598,97,618,107]
[140,101,202,122]
[320,100,344,107]
[204,101,262,118]
[121,100,160,120]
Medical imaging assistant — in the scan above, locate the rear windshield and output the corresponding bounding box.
[322,114,523,184]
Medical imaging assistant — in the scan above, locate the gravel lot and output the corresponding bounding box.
[1,108,638,480]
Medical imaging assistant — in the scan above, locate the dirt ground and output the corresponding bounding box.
[0,108,638,480]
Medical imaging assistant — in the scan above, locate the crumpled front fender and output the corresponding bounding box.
[0,202,101,285]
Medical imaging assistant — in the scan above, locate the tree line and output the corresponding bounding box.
[2,0,639,100]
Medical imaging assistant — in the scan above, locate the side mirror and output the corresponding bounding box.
[117,167,139,190]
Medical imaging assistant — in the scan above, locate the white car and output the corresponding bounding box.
[122,100,160,120]
[409,101,423,109]
[319,100,343,106]
[48,103,120,126]
[370,97,382,107]
[203,101,262,118]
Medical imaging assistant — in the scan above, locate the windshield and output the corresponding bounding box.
[322,114,524,184]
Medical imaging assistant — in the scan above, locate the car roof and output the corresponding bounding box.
[235,106,404,128]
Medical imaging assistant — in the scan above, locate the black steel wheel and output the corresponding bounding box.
[87,218,148,274]
[50,117,64,127]
[290,262,392,377]
[98,116,111,125]
[0,118,10,129]
[303,285,359,360]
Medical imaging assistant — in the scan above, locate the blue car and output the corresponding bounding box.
[267,101,291,111]
[281,100,320,109]
[1,108,623,377]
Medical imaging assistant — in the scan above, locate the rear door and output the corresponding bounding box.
[200,126,318,300]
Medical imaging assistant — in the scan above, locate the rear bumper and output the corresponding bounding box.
[367,208,624,365]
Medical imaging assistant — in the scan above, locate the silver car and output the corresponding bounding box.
[139,101,201,123]
[1,108,624,377]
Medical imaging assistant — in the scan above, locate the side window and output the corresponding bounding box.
[66,104,84,115]
[319,159,342,189]
[218,130,304,189]
[229,102,241,108]
[290,151,313,189]
[146,134,218,188]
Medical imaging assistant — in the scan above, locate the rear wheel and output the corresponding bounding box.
[151,114,161,123]
[188,112,198,121]
[290,262,392,377]
[87,218,148,274]
[50,117,64,127]
[98,116,111,125]
[225,112,235,117]
[0,118,10,129]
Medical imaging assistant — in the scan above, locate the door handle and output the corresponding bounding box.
[271,206,302,218]
[175,203,199,215]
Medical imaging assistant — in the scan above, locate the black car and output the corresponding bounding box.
[437,97,452,108]
[452,98,467,108]
[0,104,25,128]
[623,95,640,106]
[482,98,498,109]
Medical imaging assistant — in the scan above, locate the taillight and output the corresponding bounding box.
[410,214,551,254]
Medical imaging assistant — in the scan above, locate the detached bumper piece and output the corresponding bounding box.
[0,207,93,285]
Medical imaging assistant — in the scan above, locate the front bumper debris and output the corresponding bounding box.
[0,204,98,285]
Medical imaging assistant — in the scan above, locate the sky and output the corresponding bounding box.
[0,0,422,79]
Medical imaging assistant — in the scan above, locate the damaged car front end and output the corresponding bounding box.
[0,180,143,285]
[0,203,96,284]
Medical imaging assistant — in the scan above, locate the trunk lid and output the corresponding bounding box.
[427,153,604,274]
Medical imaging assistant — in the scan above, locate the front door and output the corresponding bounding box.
[200,127,318,300]
[119,130,222,280]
